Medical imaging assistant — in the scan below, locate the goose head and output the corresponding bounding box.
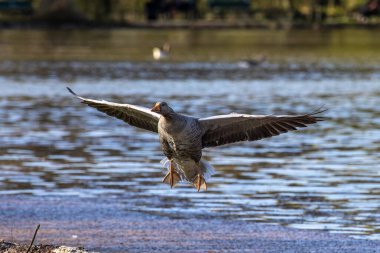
[150,102,174,116]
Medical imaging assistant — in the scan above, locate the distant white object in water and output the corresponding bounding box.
[238,55,267,68]
[153,43,171,60]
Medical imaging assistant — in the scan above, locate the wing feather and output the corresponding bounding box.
[67,87,160,133]
[199,110,325,148]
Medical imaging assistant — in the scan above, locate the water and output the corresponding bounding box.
[0,29,379,240]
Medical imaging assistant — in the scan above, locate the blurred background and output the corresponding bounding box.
[1,0,380,27]
[0,0,379,243]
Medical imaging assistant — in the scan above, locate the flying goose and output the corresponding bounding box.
[67,87,324,191]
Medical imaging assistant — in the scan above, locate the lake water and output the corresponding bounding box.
[0,29,379,240]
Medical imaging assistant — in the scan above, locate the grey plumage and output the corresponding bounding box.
[199,112,324,148]
[68,87,325,191]
[67,87,160,133]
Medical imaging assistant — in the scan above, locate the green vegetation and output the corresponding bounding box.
[0,0,379,27]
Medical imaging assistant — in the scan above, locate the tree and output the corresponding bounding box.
[37,0,85,24]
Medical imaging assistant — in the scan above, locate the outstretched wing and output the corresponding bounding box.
[67,87,160,133]
[199,110,324,148]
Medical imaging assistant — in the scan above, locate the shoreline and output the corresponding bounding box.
[1,20,380,30]
[0,195,379,252]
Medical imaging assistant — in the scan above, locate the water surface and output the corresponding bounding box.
[0,29,379,240]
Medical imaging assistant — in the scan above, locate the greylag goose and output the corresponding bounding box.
[153,43,171,60]
[67,87,324,191]
[238,55,267,68]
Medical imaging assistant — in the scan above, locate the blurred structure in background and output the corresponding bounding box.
[145,0,199,21]
[0,0,33,14]
[0,0,379,26]
[36,0,85,24]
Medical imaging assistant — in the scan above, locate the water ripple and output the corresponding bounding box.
[0,76,379,240]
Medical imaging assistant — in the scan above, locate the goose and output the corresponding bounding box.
[67,87,324,191]
[238,55,267,68]
[153,43,171,60]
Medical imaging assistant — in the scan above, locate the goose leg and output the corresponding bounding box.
[192,174,207,192]
[162,160,180,188]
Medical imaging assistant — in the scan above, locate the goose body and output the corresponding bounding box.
[68,87,324,191]
[157,113,211,189]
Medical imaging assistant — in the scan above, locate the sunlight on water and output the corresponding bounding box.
[0,69,379,239]
[0,28,379,240]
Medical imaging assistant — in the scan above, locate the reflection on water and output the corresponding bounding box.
[0,28,379,240]
[0,66,379,239]
[1,29,380,63]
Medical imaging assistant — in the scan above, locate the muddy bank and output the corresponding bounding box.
[0,196,379,253]
[0,240,93,253]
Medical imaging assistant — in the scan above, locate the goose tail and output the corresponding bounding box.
[200,159,216,180]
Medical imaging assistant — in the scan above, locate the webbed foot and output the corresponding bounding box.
[192,174,207,192]
[162,160,180,188]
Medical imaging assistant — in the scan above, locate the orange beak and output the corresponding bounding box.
[150,103,161,113]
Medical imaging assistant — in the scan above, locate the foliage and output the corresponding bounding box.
[2,0,379,24]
